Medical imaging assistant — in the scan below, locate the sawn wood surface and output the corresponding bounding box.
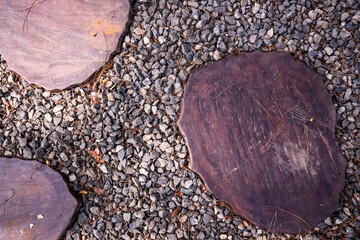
[179,51,347,233]
[0,0,129,90]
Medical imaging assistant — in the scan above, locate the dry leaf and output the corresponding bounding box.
[93,186,105,195]
[171,206,182,218]
[90,147,104,163]
[176,191,183,197]
[92,80,98,92]
[79,190,88,195]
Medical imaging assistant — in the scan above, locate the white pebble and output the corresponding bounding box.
[99,164,108,174]
[53,105,64,113]
[213,50,221,60]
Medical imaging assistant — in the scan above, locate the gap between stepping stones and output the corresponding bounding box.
[0,0,130,90]
[0,157,79,240]
[178,51,347,234]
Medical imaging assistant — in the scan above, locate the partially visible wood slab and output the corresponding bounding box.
[0,0,130,90]
[0,157,78,240]
[179,51,346,233]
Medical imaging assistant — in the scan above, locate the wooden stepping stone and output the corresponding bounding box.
[179,51,346,233]
[0,157,78,239]
[0,0,130,90]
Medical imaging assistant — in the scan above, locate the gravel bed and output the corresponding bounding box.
[0,0,359,239]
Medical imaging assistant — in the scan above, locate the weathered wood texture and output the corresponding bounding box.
[179,51,346,233]
[0,157,78,240]
[0,0,129,90]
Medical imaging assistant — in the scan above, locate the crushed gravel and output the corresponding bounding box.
[0,0,359,239]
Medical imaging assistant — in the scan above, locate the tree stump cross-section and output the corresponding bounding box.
[0,0,130,90]
[0,157,78,240]
[178,51,347,234]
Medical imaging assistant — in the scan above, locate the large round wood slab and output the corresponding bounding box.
[0,0,130,90]
[179,51,346,234]
[0,157,78,239]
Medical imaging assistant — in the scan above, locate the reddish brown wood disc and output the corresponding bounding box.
[0,0,130,90]
[179,51,346,233]
[0,157,78,239]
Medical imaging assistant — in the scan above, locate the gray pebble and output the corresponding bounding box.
[123,212,131,222]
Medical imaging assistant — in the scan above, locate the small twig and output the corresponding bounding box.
[64,145,74,156]
[263,205,311,228]
[267,210,278,234]
[0,188,15,207]
[354,172,360,187]
[253,98,283,131]
[274,101,284,119]
[303,124,309,153]
[212,82,235,100]
[222,167,239,181]
[20,0,47,12]
[22,0,37,32]
[261,129,283,152]
[226,33,239,47]
[22,0,48,32]
[90,58,115,89]
[174,54,183,75]
[283,104,300,116]
[79,106,90,137]
[329,214,359,237]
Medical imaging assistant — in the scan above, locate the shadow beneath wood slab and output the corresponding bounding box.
[0,0,134,91]
[178,51,347,234]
